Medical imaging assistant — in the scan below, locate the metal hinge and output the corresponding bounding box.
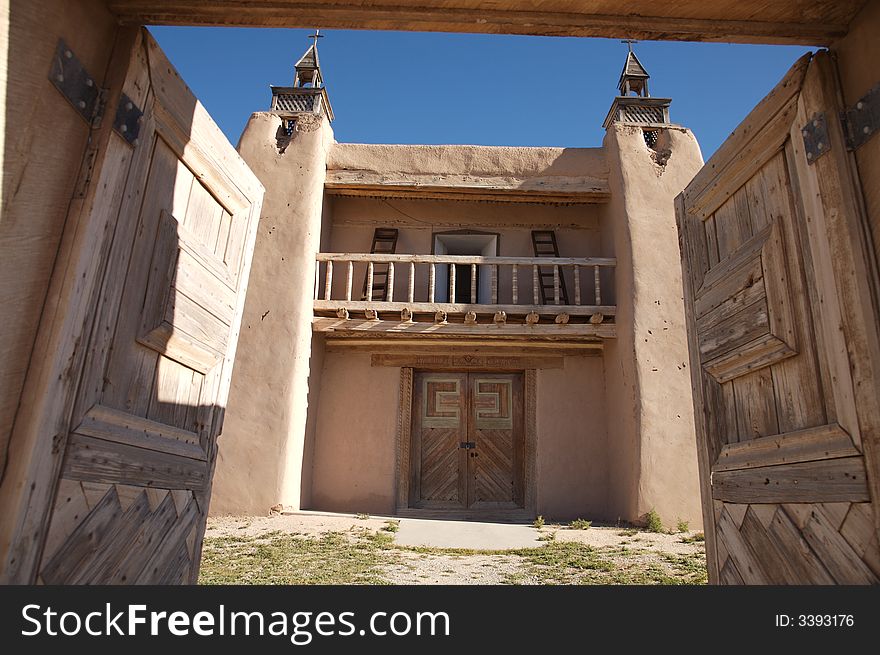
[49,39,103,126]
[113,93,144,147]
[801,113,830,164]
[841,82,880,151]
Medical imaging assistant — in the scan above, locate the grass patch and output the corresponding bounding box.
[199,530,393,585]
[569,518,592,530]
[680,532,705,544]
[355,513,370,520]
[533,515,545,529]
[645,509,664,533]
[382,520,400,533]
[617,528,638,537]
[676,519,690,533]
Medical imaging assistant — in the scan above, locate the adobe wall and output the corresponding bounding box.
[834,0,880,279]
[602,124,705,529]
[210,113,334,515]
[308,351,610,519]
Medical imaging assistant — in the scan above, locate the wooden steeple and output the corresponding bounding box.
[603,41,672,140]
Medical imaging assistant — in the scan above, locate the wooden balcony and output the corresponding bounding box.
[313,253,616,340]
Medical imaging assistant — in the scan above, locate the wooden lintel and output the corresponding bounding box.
[370,353,565,369]
[108,2,852,46]
[312,316,616,338]
[324,338,603,355]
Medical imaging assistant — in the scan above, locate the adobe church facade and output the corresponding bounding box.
[210,39,705,526]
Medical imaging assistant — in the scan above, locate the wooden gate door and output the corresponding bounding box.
[4,29,263,584]
[677,52,880,584]
[411,372,523,510]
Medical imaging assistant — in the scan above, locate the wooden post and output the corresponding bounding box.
[345,261,353,301]
[470,263,477,303]
[323,260,333,301]
[450,264,456,303]
[491,265,498,304]
[429,263,435,303]
[387,262,395,302]
[553,266,560,305]
[366,261,374,302]
[512,264,518,304]
[408,262,415,303]
[574,264,581,305]
[594,265,601,306]
[532,265,539,304]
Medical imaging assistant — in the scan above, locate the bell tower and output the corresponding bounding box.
[270,30,334,133]
[602,41,672,146]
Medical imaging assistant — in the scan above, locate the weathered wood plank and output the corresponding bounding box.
[714,423,859,472]
[703,332,797,384]
[683,53,811,217]
[136,497,199,584]
[107,492,179,584]
[716,506,770,584]
[731,367,779,440]
[63,434,209,490]
[712,457,869,504]
[41,487,123,585]
[313,316,616,338]
[799,505,878,584]
[76,404,204,459]
[765,504,836,584]
[839,503,876,557]
[39,479,91,566]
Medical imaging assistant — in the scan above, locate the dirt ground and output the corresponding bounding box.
[202,513,707,585]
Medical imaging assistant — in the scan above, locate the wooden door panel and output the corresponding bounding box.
[32,30,263,584]
[411,373,467,507]
[677,52,880,584]
[471,376,517,505]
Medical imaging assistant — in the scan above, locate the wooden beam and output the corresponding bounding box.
[313,316,616,337]
[324,338,603,354]
[107,1,856,46]
[316,252,616,267]
[370,353,566,368]
[314,299,616,316]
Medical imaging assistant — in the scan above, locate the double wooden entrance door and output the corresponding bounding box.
[411,372,524,510]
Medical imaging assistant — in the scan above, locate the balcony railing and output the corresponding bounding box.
[313,253,616,334]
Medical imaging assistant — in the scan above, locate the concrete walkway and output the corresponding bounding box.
[394,517,542,550]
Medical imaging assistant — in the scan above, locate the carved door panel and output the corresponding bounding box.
[29,30,263,584]
[411,372,468,508]
[411,372,524,510]
[469,374,524,509]
[677,53,880,584]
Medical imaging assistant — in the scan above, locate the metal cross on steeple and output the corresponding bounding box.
[621,39,638,52]
[308,29,323,44]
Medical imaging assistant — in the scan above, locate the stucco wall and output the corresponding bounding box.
[309,352,400,515]
[211,113,334,515]
[602,125,705,529]
[536,356,608,520]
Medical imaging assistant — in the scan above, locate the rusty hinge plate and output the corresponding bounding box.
[842,82,880,151]
[48,39,100,124]
[113,93,143,146]
[801,112,831,164]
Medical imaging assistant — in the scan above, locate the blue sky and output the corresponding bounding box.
[149,27,812,159]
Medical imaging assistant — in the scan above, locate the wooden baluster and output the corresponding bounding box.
[574,264,581,305]
[387,262,394,302]
[594,265,601,306]
[512,264,518,304]
[553,266,560,305]
[323,261,333,300]
[491,265,498,304]
[408,262,415,303]
[314,262,320,300]
[366,261,374,302]
[532,265,539,304]
[345,261,353,301]
[429,263,436,303]
[470,263,477,303]
[450,263,456,303]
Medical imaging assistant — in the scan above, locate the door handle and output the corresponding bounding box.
[459,442,476,449]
